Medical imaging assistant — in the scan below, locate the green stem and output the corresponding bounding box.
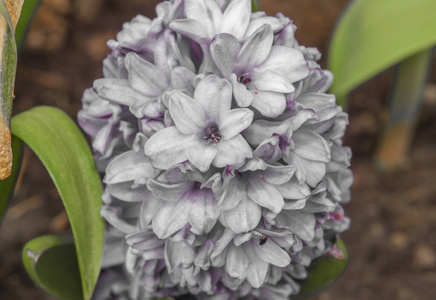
[251,0,260,12]
[374,48,434,171]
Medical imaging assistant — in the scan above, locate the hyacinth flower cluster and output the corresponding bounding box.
[78,0,353,299]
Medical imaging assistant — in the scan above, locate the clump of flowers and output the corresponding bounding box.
[78,1,353,299]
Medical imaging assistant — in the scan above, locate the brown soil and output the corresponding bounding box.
[1,1,435,299]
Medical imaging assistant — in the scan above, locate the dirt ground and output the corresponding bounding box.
[1,0,435,299]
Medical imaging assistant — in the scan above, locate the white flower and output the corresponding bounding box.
[78,1,353,299]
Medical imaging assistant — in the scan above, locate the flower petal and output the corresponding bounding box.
[213,135,253,168]
[283,199,307,210]
[287,152,326,187]
[244,119,292,146]
[194,75,232,118]
[254,239,291,267]
[140,195,162,228]
[126,230,165,252]
[187,142,218,172]
[303,196,336,213]
[230,74,254,107]
[262,164,296,185]
[226,244,249,279]
[171,66,196,93]
[254,46,309,83]
[106,182,153,202]
[290,109,317,130]
[248,177,284,214]
[169,19,209,43]
[101,206,137,234]
[125,52,169,96]
[144,127,193,169]
[246,16,286,37]
[275,210,316,241]
[93,78,147,106]
[253,136,282,163]
[220,0,251,39]
[219,108,254,140]
[223,197,261,234]
[169,92,206,134]
[187,190,220,235]
[276,178,311,200]
[152,201,189,239]
[251,90,286,118]
[235,24,273,72]
[238,158,266,172]
[210,227,234,267]
[147,179,194,202]
[210,33,240,77]
[165,241,194,273]
[244,244,268,288]
[184,0,222,38]
[219,177,245,210]
[104,150,158,184]
[251,70,295,93]
[292,129,331,162]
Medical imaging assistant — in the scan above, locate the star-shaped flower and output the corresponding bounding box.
[144,74,254,172]
[210,25,309,117]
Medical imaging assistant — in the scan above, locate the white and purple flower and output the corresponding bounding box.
[79,1,353,299]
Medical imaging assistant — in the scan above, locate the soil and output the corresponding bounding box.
[1,0,435,299]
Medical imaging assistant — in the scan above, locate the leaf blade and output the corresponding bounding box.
[327,0,436,108]
[12,106,104,300]
[22,234,83,300]
[0,0,22,179]
[293,236,349,299]
[15,0,41,51]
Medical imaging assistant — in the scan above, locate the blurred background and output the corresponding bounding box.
[1,0,435,299]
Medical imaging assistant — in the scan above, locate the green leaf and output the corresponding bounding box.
[293,236,349,299]
[15,0,41,52]
[12,106,104,300]
[0,0,20,122]
[0,135,23,225]
[0,0,22,179]
[251,0,260,12]
[22,234,83,300]
[327,0,436,108]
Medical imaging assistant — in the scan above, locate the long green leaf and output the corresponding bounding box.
[22,234,83,300]
[327,0,436,108]
[293,236,349,299]
[0,135,23,225]
[12,106,104,300]
[0,0,22,179]
[15,0,41,52]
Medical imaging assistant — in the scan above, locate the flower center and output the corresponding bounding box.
[273,133,290,151]
[204,126,221,144]
[237,73,251,85]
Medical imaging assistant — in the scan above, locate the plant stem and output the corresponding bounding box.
[374,48,434,171]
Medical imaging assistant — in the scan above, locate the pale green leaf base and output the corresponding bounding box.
[22,234,83,300]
